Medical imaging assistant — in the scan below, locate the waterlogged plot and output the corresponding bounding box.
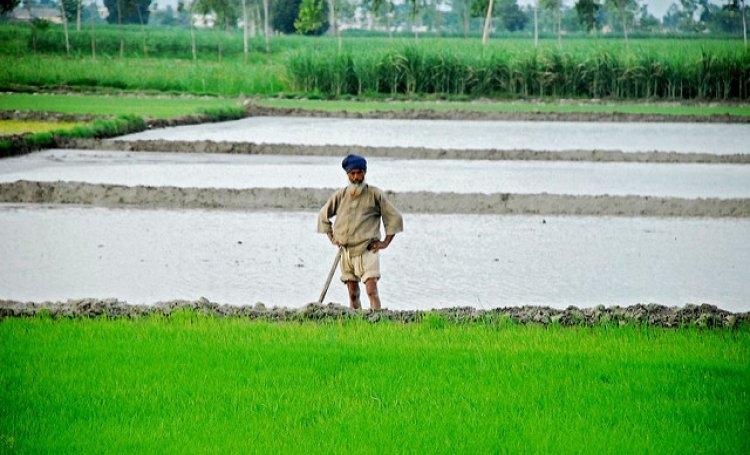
[117,117,750,155]
[1,205,748,311]
[2,149,750,198]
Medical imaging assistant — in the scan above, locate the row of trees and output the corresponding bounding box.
[4,0,747,56]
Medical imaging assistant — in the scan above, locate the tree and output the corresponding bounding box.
[540,0,562,45]
[499,0,528,31]
[103,0,152,24]
[575,0,601,32]
[272,0,300,33]
[637,3,659,32]
[605,0,636,46]
[724,0,747,46]
[1,0,20,16]
[370,0,396,38]
[294,0,327,34]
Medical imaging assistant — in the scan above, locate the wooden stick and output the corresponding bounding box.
[318,247,343,304]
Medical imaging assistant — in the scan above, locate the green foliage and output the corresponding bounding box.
[0,0,19,16]
[0,115,147,157]
[294,0,327,35]
[273,0,305,34]
[288,43,750,100]
[0,93,243,118]
[575,0,602,32]
[103,0,153,25]
[1,317,748,452]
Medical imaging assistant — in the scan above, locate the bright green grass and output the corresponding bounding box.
[0,55,285,97]
[257,98,750,117]
[0,93,243,119]
[0,119,84,134]
[1,313,748,453]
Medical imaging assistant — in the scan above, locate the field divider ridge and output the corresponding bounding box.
[59,138,750,164]
[1,180,748,217]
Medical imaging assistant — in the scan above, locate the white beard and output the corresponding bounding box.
[348,182,364,197]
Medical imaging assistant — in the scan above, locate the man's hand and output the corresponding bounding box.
[368,241,388,252]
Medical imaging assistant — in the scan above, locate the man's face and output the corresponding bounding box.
[347,169,365,184]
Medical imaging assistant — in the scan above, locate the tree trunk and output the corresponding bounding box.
[117,0,124,58]
[327,0,341,51]
[76,0,81,32]
[482,0,494,46]
[90,0,96,59]
[743,1,747,48]
[557,9,562,47]
[190,2,197,60]
[60,0,70,55]
[243,0,249,63]
[263,0,270,53]
[387,6,393,39]
[137,5,148,57]
[534,3,539,47]
[462,1,469,38]
[620,6,628,48]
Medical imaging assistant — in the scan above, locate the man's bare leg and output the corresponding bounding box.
[346,281,361,309]
[365,278,381,310]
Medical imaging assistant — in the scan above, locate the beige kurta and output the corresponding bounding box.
[317,184,404,257]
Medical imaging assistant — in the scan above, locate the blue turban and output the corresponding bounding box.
[342,154,367,172]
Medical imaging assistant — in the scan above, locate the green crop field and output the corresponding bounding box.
[0,119,84,134]
[0,93,243,119]
[1,23,748,100]
[256,97,750,117]
[1,313,748,453]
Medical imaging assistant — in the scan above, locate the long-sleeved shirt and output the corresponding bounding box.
[317,184,404,256]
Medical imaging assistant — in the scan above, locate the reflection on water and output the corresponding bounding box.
[2,204,748,311]
[2,150,749,198]
[118,117,750,155]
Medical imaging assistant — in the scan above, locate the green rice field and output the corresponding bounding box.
[0,119,84,134]
[256,97,750,117]
[0,93,242,119]
[1,313,748,453]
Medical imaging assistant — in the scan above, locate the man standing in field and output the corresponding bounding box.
[318,154,403,310]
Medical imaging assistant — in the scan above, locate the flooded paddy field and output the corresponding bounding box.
[2,149,750,199]
[2,204,748,312]
[117,117,750,155]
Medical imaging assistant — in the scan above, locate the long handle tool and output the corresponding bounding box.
[318,247,343,304]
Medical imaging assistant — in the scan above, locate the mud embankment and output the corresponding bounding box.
[1,298,746,328]
[2,180,748,217]
[59,138,750,164]
[245,104,750,124]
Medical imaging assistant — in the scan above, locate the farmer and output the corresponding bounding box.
[317,154,403,310]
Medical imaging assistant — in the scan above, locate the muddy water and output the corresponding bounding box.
[117,117,750,155]
[2,204,748,311]
[2,149,749,199]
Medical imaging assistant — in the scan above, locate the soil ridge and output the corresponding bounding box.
[1,180,748,217]
[1,298,746,328]
[59,138,750,164]
[245,104,750,124]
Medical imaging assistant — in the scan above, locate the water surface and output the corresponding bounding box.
[117,117,750,155]
[2,204,747,311]
[2,150,749,198]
